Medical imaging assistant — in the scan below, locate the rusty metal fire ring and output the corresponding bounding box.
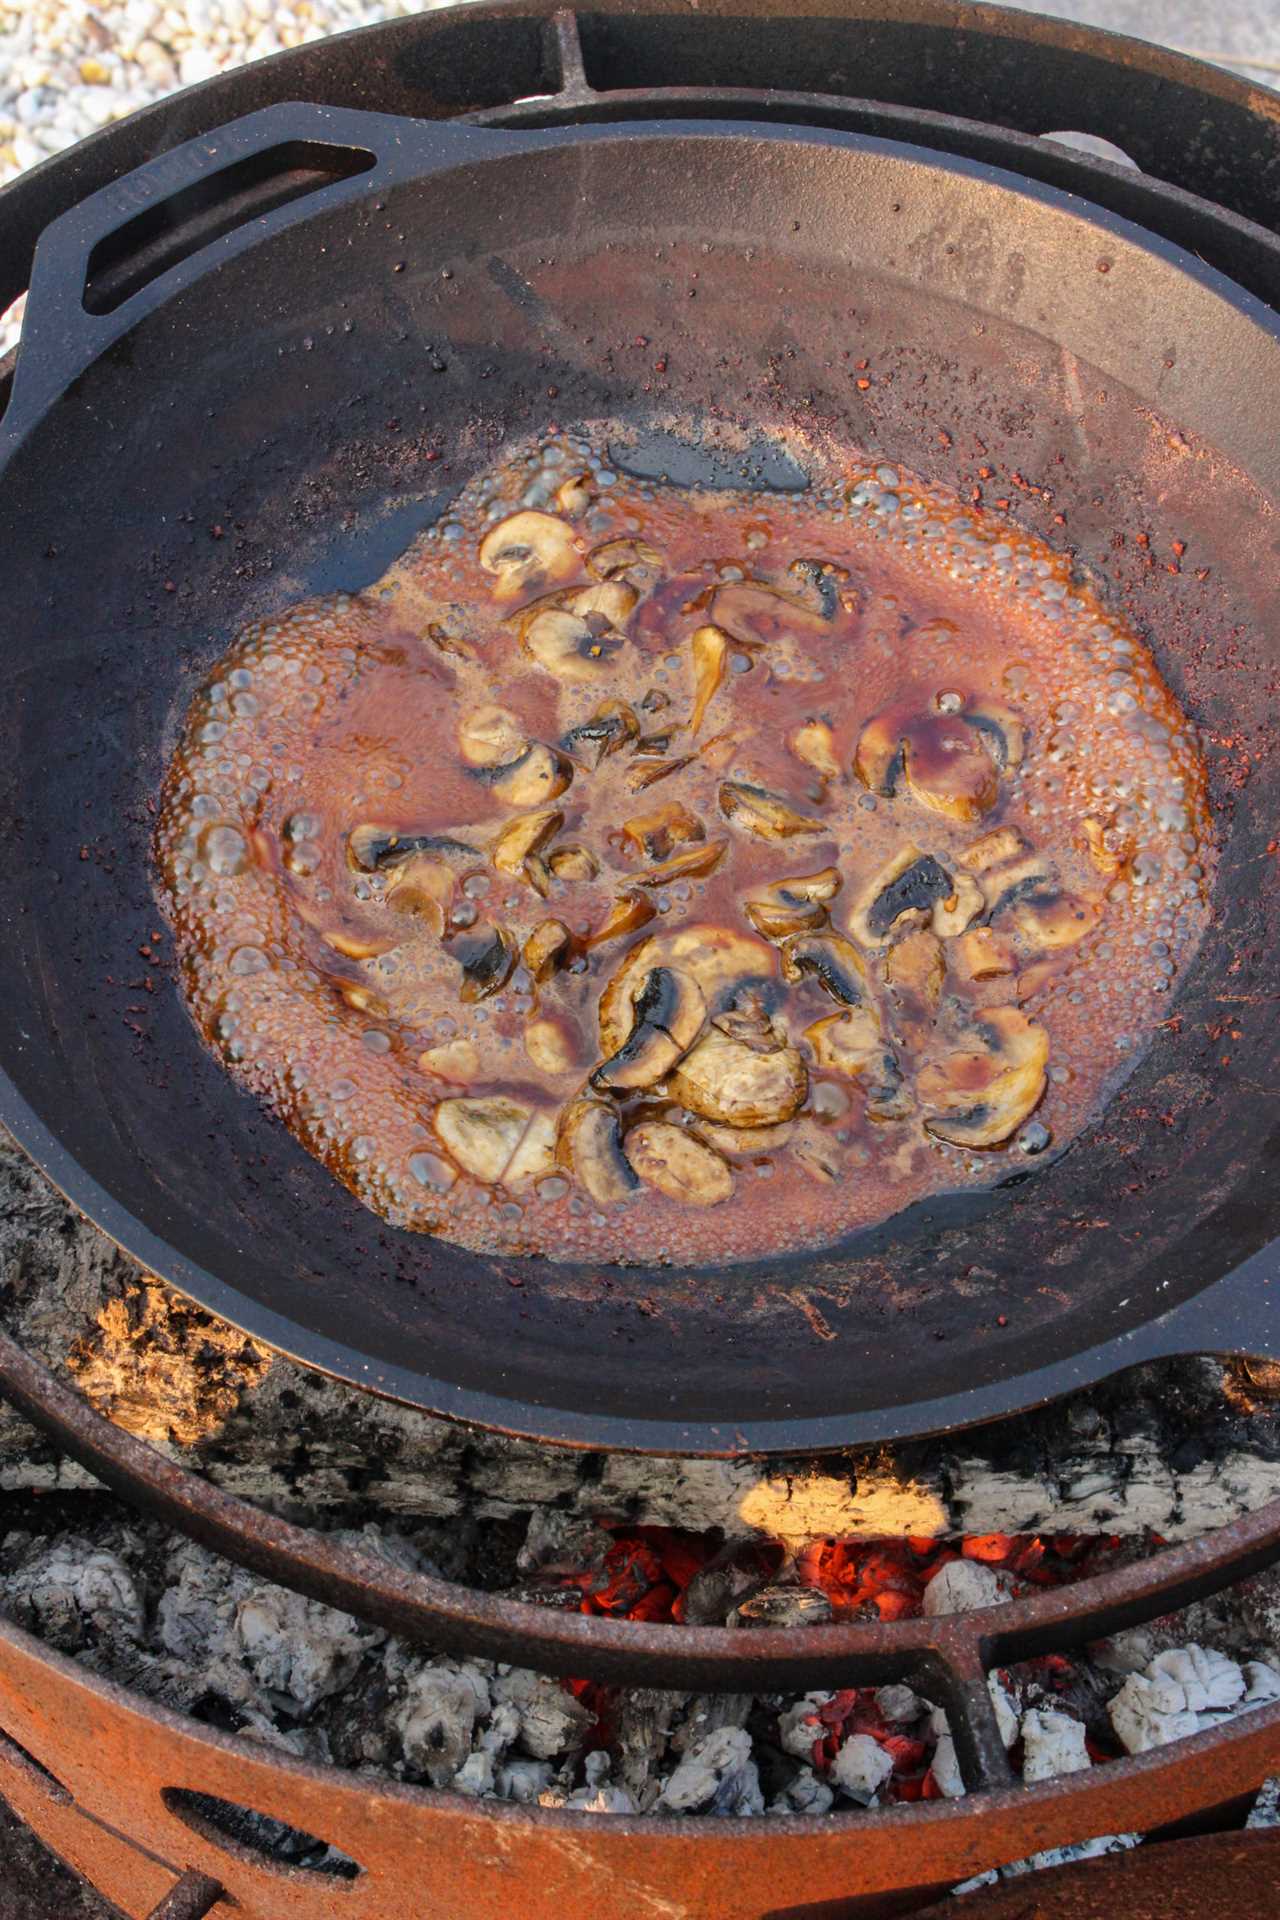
[3,1327,1280,1802]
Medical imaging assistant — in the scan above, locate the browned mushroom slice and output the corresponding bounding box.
[636,840,729,889]
[585,891,657,949]
[479,510,580,601]
[699,725,756,773]
[321,926,399,962]
[745,894,828,941]
[491,807,564,889]
[1010,890,1100,951]
[625,1121,733,1206]
[523,918,572,982]
[931,871,985,939]
[555,471,595,518]
[785,557,841,620]
[627,753,697,793]
[347,826,479,873]
[962,697,1026,771]
[849,847,953,948]
[671,1022,808,1127]
[694,1118,795,1156]
[558,1098,639,1206]
[522,607,620,683]
[384,854,454,935]
[1083,814,1133,879]
[780,931,867,1004]
[958,826,1028,874]
[587,536,663,584]
[790,1118,843,1183]
[569,580,638,628]
[598,924,776,1053]
[503,1109,559,1186]
[447,923,517,1001]
[953,927,1017,981]
[485,743,574,809]
[459,705,527,769]
[562,700,639,766]
[420,1037,480,1083]
[788,719,841,781]
[981,854,1055,916]
[805,1006,885,1077]
[621,800,705,862]
[713,579,831,646]
[524,1014,583,1077]
[688,624,730,736]
[855,696,1023,822]
[918,1006,1049,1148]
[719,781,824,841]
[340,981,391,1018]
[435,1095,532,1182]
[548,844,599,883]
[885,928,946,1006]
[592,966,706,1093]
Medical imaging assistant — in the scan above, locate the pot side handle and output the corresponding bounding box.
[1126,1238,1280,1370]
[2,102,507,441]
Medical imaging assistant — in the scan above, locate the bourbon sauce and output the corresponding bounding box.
[155,434,1213,1267]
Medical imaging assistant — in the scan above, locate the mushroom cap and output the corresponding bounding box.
[598,923,776,1054]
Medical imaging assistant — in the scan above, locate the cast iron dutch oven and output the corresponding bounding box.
[2,97,1279,1453]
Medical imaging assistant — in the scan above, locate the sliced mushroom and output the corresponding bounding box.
[744,866,841,941]
[854,695,1023,822]
[459,705,527,770]
[932,872,985,939]
[524,1014,583,1077]
[523,918,572,982]
[804,1007,885,1077]
[384,854,454,934]
[636,840,729,888]
[585,891,657,949]
[788,719,841,781]
[745,894,828,941]
[587,536,663,583]
[885,928,946,1006]
[548,843,599,883]
[555,471,595,518]
[435,1096,532,1183]
[483,743,574,809]
[347,826,479,873]
[561,700,639,766]
[688,624,730,736]
[962,697,1026,772]
[569,580,638,627]
[918,1006,1049,1148]
[953,927,1017,981]
[1010,890,1100,951]
[447,923,517,1001]
[558,1098,639,1206]
[1083,814,1133,879]
[479,511,580,601]
[522,607,620,683]
[699,725,757,773]
[598,924,776,1053]
[694,1118,795,1156]
[713,579,831,645]
[321,926,399,961]
[491,807,563,888]
[622,801,704,862]
[849,847,953,948]
[340,981,391,1018]
[419,1037,481,1083]
[719,781,824,841]
[780,931,867,1004]
[503,1109,559,1186]
[790,1118,843,1183]
[959,826,1028,875]
[626,753,697,793]
[592,966,705,1093]
[982,855,1055,916]
[671,1022,808,1127]
[625,1121,733,1206]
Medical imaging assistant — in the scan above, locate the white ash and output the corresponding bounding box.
[922,1558,1013,1616]
[0,0,452,347]
[3,1502,1280,1862]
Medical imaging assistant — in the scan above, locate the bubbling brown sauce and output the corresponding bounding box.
[155,434,1213,1266]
